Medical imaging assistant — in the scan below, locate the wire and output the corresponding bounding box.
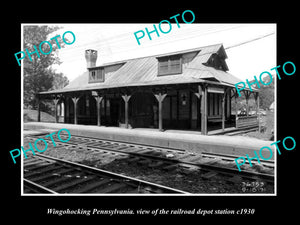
[225,32,275,50]
[62,24,243,52]
[54,26,275,74]
[59,24,244,61]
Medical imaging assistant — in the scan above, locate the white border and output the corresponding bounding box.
[20,23,277,197]
[21,23,24,194]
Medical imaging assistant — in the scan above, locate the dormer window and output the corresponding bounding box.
[89,68,104,83]
[157,55,182,76]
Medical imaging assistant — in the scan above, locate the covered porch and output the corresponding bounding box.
[37,82,260,135]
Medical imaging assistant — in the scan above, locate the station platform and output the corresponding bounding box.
[23,122,274,159]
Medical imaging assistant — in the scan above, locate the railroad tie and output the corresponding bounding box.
[25,166,69,179]
[24,161,50,168]
[39,174,78,187]
[127,148,148,154]
[78,179,112,193]
[176,154,195,160]
[200,158,221,165]
[179,165,199,175]
[86,142,106,147]
[137,149,155,154]
[23,157,41,164]
[24,161,56,171]
[97,183,129,193]
[145,151,163,157]
[126,157,141,164]
[187,155,203,163]
[113,154,129,160]
[227,176,242,184]
[114,145,133,151]
[96,143,114,148]
[162,164,178,171]
[148,161,165,168]
[52,175,97,192]
[201,171,218,179]
[137,159,152,166]
[29,168,80,182]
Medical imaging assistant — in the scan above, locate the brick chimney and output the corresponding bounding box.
[85,49,97,68]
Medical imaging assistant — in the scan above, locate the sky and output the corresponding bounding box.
[46,23,276,82]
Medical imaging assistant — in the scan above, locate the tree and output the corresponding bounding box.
[248,74,275,110]
[51,72,69,90]
[259,80,274,109]
[23,25,69,109]
[231,75,275,115]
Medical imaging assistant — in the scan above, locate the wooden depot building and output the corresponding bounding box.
[37,44,260,135]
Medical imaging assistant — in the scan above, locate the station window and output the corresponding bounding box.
[157,55,182,76]
[89,68,105,83]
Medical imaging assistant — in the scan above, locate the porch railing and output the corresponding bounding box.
[236,115,259,128]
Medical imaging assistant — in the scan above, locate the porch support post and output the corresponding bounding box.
[194,85,202,131]
[36,94,41,122]
[255,92,261,132]
[244,91,250,116]
[202,84,208,135]
[71,96,80,125]
[154,92,167,131]
[234,92,238,128]
[222,87,226,131]
[195,84,207,135]
[53,97,59,123]
[94,95,103,126]
[121,94,131,129]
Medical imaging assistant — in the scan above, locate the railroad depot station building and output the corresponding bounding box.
[38,44,260,135]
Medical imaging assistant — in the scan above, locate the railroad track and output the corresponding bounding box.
[25,132,275,185]
[23,153,188,194]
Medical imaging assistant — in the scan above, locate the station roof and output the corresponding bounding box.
[40,43,257,95]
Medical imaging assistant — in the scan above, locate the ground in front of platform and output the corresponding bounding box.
[26,139,274,194]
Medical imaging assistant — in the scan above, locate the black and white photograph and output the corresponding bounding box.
[21,23,276,195]
[4,5,298,221]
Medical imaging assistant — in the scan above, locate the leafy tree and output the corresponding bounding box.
[259,79,274,110]
[231,74,275,114]
[23,25,69,110]
[249,74,275,110]
[51,72,69,90]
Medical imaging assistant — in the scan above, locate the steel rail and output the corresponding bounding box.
[201,152,275,167]
[25,153,189,194]
[56,136,275,183]
[26,134,275,183]
[23,178,58,194]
